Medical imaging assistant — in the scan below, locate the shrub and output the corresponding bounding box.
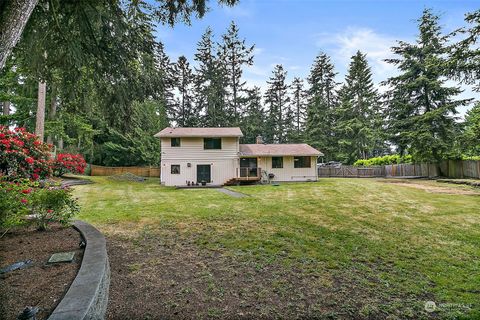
[0,177,79,230]
[52,153,87,176]
[353,155,413,166]
[0,178,31,228]
[462,155,480,161]
[0,126,52,180]
[28,184,79,230]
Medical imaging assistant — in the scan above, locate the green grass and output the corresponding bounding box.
[74,177,480,318]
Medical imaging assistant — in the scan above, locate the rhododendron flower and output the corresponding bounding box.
[25,157,34,164]
[22,189,32,194]
[32,173,40,180]
[47,209,53,213]
[21,198,28,204]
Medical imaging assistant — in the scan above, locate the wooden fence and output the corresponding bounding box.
[317,166,385,178]
[90,165,160,177]
[318,160,480,179]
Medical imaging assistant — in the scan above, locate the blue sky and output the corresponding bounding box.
[154,0,479,116]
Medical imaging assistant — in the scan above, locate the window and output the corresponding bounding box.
[294,156,311,168]
[171,164,180,174]
[171,138,181,147]
[204,138,222,149]
[272,157,283,168]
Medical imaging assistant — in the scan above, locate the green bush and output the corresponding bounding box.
[462,155,480,161]
[353,155,413,166]
[0,178,79,230]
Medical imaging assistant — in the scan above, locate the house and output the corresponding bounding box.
[154,127,323,186]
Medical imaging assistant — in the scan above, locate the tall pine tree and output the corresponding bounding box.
[384,9,471,162]
[194,27,228,127]
[218,21,254,125]
[264,64,290,143]
[336,51,382,163]
[305,52,338,160]
[289,77,307,142]
[172,56,197,127]
[241,86,265,143]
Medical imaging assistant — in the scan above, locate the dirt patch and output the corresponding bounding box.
[0,225,84,320]
[381,179,480,195]
[105,229,434,319]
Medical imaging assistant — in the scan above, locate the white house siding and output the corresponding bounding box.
[258,156,318,182]
[160,137,239,186]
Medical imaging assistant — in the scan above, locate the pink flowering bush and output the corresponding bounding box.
[52,153,87,177]
[0,126,52,180]
[0,177,79,230]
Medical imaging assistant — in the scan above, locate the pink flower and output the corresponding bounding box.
[25,157,34,164]
[21,198,28,204]
[47,209,53,213]
[21,189,31,194]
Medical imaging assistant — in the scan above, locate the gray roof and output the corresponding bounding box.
[154,127,243,138]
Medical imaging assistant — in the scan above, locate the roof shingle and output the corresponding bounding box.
[154,127,243,138]
[240,144,323,156]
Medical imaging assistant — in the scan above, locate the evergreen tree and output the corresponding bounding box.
[305,52,338,160]
[384,9,471,162]
[336,51,382,163]
[172,56,197,127]
[194,27,228,127]
[218,21,254,125]
[154,42,175,125]
[264,65,290,143]
[449,10,480,91]
[241,86,265,143]
[289,77,307,141]
[461,103,480,156]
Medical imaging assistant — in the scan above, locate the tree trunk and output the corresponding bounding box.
[35,81,46,141]
[0,0,39,70]
[46,83,57,144]
[2,101,11,115]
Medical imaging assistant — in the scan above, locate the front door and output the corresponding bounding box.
[197,164,211,183]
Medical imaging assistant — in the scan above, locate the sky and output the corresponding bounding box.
[154,0,479,117]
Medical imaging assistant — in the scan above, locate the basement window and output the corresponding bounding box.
[171,165,180,174]
[272,157,283,168]
[204,138,222,149]
[294,156,311,168]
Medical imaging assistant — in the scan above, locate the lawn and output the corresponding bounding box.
[73,177,480,319]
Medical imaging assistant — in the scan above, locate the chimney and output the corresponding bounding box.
[255,135,263,144]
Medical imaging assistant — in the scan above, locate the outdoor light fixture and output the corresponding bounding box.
[187,163,191,167]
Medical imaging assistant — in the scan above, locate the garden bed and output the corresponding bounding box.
[0,224,84,320]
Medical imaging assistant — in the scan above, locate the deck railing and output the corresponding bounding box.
[238,167,261,179]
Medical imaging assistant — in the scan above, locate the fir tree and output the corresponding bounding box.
[218,21,254,125]
[172,56,197,127]
[264,65,290,143]
[336,51,382,163]
[289,77,307,142]
[194,27,228,127]
[154,42,175,125]
[461,103,480,156]
[384,9,471,162]
[305,52,338,160]
[241,86,265,143]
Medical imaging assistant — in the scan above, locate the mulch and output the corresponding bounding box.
[0,224,84,320]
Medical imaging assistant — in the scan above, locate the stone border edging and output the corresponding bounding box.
[48,220,110,320]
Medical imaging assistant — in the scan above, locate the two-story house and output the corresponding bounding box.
[154,127,323,186]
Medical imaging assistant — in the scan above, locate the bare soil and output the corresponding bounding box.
[105,228,434,319]
[381,179,480,195]
[0,225,84,320]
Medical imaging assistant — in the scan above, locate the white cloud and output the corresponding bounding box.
[315,27,403,84]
